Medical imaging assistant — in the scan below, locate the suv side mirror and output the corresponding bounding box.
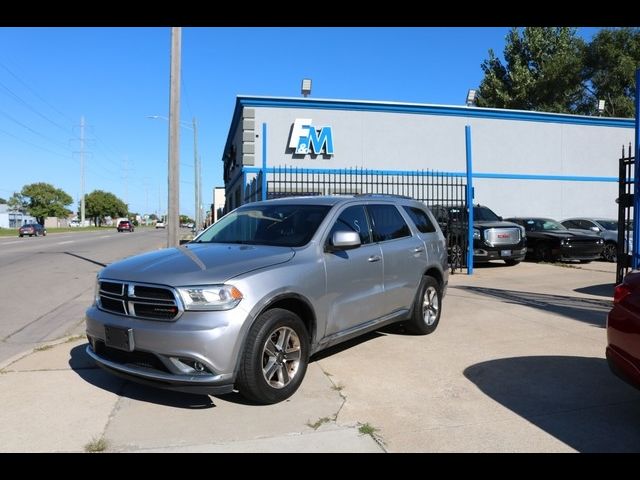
[327,231,361,252]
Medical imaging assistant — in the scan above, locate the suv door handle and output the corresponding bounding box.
[368,255,381,262]
[412,247,424,253]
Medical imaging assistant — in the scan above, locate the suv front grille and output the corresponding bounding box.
[98,280,182,321]
[485,228,521,246]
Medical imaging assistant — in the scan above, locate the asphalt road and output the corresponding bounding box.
[0,228,166,364]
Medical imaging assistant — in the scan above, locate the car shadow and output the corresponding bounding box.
[574,283,615,298]
[464,356,640,452]
[456,285,611,328]
[69,344,215,409]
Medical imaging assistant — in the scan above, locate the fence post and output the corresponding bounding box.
[261,123,267,201]
[633,69,640,269]
[465,125,474,275]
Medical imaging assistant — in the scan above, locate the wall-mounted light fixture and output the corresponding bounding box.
[466,89,477,107]
[301,78,312,97]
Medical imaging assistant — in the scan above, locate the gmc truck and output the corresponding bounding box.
[431,204,526,267]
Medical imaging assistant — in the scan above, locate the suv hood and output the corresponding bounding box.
[533,230,601,240]
[474,220,521,229]
[100,243,295,285]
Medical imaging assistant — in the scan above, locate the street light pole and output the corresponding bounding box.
[167,27,181,248]
[192,117,199,231]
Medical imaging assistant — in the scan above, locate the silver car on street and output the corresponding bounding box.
[85,195,449,404]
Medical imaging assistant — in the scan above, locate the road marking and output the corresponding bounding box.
[56,240,75,245]
[98,235,114,238]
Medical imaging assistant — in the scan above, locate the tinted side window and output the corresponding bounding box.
[403,206,436,233]
[368,204,411,242]
[563,220,579,229]
[328,205,372,245]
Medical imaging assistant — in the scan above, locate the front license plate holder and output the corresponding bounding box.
[500,250,512,257]
[104,325,134,352]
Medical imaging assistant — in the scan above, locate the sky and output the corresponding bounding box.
[0,27,603,219]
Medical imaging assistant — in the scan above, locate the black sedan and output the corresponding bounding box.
[506,217,604,262]
[18,223,46,237]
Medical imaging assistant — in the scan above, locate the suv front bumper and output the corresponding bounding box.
[85,305,251,394]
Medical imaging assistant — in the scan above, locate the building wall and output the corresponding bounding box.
[224,97,633,221]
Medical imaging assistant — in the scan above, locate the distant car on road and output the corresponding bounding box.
[18,223,46,237]
[607,271,640,390]
[117,220,134,233]
[156,221,165,229]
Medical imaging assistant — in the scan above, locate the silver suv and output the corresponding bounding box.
[85,195,448,404]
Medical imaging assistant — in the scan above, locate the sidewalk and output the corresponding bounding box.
[0,337,383,453]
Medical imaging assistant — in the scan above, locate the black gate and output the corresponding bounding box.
[244,166,468,272]
[617,144,635,284]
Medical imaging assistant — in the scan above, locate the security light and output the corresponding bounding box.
[598,99,606,114]
[466,89,477,106]
[301,79,312,97]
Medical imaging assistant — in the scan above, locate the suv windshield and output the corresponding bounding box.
[194,204,331,247]
[473,206,501,222]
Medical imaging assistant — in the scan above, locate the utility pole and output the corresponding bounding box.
[80,116,86,227]
[123,155,129,214]
[167,27,181,247]
[198,153,203,230]
[192,117,199,230]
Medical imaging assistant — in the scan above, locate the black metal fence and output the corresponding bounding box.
[244,166,468,271]
[617,145,635,284]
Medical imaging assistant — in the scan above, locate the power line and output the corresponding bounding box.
[0,60,77,126]
[0,126,72,158]
[0,108,74,151]
[0,78,72,135]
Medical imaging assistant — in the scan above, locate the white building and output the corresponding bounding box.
[221,96,634,220]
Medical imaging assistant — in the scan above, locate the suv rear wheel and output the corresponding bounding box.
[237,308,309,404]
[406,276,441,335]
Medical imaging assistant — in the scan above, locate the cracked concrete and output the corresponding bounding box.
[1,261,638,452]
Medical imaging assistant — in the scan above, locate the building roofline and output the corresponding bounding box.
[222,95,635,162]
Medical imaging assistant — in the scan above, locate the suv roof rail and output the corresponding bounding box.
[354,193,414,200]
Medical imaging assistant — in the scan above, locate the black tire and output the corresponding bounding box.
[450,244,463,270]
[42,230,46,236]
[504,259,520,266]
[405,276,442,335]
[236,308,309,404]
[602,242,617,263]
[18,234,23,238]
[536,243,553,262]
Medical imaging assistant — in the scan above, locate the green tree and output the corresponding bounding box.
[85,190,127,226]
[7,192,27,212]
[582,28,640,117]
[180,215,194,225]
[477,27,586,114]
[20,183,73,225]
[0,197,6,204]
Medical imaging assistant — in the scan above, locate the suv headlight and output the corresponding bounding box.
[177,285,243,311]
[473,228,481,240]
[94,276,100,306]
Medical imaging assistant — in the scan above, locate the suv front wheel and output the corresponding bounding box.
[237,308,309,404]
[406,276,442,335]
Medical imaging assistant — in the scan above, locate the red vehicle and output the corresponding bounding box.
[117,220,134,233]
[607,271,640,390]
[18,223,46,237]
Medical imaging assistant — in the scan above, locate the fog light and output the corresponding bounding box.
[193,361,205,372]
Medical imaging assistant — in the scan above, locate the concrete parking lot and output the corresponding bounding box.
[1,260,639,452]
